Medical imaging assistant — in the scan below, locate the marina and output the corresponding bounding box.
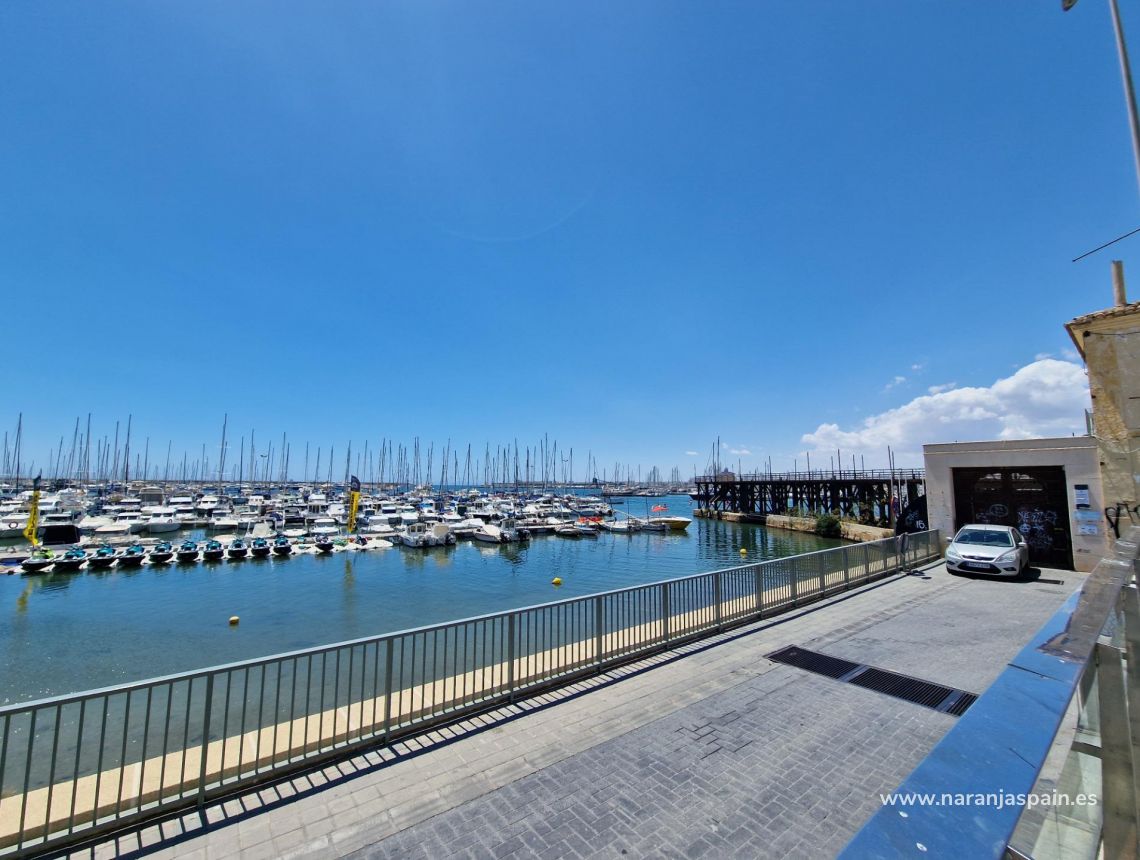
[0,493,842,705]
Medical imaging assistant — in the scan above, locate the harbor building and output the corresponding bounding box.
[922,263,1139,572]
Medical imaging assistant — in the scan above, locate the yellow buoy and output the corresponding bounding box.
[229,616,240,626]
[739,548,748,556]
[551,577,563,586]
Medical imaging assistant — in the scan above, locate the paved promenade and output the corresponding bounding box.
[63,563,1080,859]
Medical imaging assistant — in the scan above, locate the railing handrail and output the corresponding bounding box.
[693,469,926,483]
[0,530,936,716]
[840,528,1140,859]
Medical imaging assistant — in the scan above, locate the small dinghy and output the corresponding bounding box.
[21,549,56,574]
[176,540,200,563]
[149,541,174,564]
[53,547,88,572]
[227,538,248,560]
[272,536,293,556]
[315,537,335,553]
[203,539,225,562]
[118,543,147,568]
[250,537,271,558]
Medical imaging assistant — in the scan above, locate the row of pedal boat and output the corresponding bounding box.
[16,513,690,573]
[19,536,317,573]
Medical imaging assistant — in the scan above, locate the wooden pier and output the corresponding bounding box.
[693,469,926,528]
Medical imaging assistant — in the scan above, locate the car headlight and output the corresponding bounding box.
[946,547,961,560]
[995,550,1018,563]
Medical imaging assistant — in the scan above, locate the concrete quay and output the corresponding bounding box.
[59,562,1081,860]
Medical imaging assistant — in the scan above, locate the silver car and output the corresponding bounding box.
[945,524,1030,577]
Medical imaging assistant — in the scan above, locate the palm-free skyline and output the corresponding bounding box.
[1,2,1121,476]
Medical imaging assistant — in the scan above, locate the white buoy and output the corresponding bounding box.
[229,616,240,626]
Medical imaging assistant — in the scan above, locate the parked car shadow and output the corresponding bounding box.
[948,566,1042,584]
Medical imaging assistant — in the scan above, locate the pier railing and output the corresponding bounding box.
[842,527,1140,859]
[0,530,941,856]
[694,468,926,483]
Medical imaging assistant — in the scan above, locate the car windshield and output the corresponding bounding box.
[954,529,1013,547]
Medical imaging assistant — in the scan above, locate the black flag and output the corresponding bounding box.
[350,475,361,493]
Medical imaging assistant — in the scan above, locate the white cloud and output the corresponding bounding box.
[684,450,699,456]
[884,375,907,391]
[910,363,924,372]
[928,382,957,395]
[1035,352,1052,361]
[729,447,752,456]
[801,359,1090,466]
[1062,347,1080,361]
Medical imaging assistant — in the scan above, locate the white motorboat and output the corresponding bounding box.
[362,521,399,540]
[471,518,529,543]
[0,512,29,539]
[145,507,181,533]
[94,519,131,538]
[209,513,241,532]
[116,511,149,534]
[647,516,692,531]
[397,522,431,547]
[396,522,454,547]
[309,516,340,537]
[195,495,221,518]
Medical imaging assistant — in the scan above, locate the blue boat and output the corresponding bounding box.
[88,544,118,570]
[176,540,200,563]
[149,541,174,564]
[52,547,88,572]
[250,537,271,558]
[227,538,248,560]
[119,544,147,568]
[203,540,225,562]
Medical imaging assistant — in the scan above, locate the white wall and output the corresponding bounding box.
[923,437,1108,573]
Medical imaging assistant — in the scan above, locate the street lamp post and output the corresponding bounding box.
[1108,0,1140,196]
[1070,0,1140,198]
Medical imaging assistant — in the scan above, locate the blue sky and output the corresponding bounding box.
[0,1,1126,480]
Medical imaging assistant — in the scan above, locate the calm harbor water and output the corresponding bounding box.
[0,497,842,705]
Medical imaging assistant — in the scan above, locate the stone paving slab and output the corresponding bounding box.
[58,564,1082,860]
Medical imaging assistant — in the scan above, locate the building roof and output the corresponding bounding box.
[1065,301,1140,357]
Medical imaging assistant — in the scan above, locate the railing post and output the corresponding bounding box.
[818,552,826,597]
[1097,642,1139,858]
[507,613,517,702]
[197,672,214,805]
[595,596,605,669]
[1121,586,1140,811]
[790,559,799,607]
[661,582,671,643]
[755,564,764,618]
[842,546,850,590]
[714,572,723,631]
[383,638,393,744]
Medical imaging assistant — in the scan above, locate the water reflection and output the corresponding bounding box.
[0,496,845,703]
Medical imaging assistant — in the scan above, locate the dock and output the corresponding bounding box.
[693,468,926,527]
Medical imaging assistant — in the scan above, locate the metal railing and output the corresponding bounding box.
[841,527,1140,859]
[0,530,941,856]
[693,469,926,483]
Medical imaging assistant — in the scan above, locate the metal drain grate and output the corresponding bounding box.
[943,692,978,717]
[765,645,862,679]
[766,645,979,716]
[848,667,954,710]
